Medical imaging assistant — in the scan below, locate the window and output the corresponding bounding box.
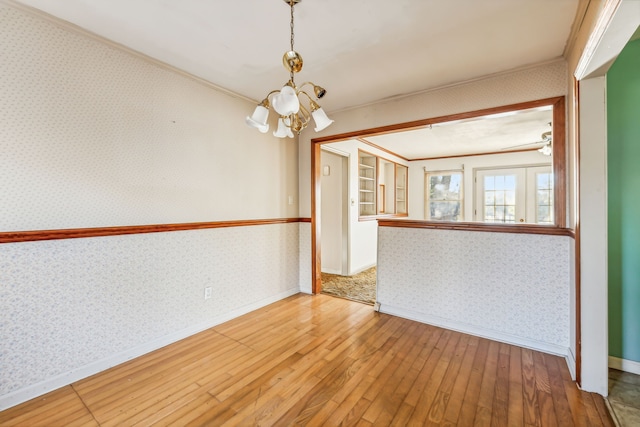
[425,171,463,221]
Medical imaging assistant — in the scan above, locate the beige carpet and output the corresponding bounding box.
[321,267,376,305]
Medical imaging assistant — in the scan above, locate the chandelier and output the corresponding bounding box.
[245,0,334,138]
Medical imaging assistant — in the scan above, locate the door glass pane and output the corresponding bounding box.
[482,173,517,223]
[505,190,515,205]
[536,172,554,224]
[485,176,495,190]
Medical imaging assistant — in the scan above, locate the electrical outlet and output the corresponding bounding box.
[204,286,212,300]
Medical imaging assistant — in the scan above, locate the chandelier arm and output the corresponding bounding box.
[264,89,284,107]
[296,90,321,112]
[298,81,326,99]
[298,82,317,89]
[297,90,314,102]
[297,104,311,125]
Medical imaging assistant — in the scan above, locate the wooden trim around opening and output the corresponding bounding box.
[311,143,322,294]
[0,218,307,244]
[311,96,569,295]
[311,97,566,144]
[377,219,575,237]
[573,76,582,386]
[552,96,567,228]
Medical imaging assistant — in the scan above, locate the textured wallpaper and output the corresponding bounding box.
[0,3,302,408]
[0,223,300,399]
[378,227,571,350]
[0,4,298,231]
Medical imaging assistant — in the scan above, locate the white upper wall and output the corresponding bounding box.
[299,60,568,217]
[0,3,298,232]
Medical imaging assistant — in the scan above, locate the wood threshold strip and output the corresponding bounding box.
[0,218,311,244]
[377,219,575,237]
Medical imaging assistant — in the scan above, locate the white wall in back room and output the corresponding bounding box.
[321,139,407,275]
[320,150,347,275]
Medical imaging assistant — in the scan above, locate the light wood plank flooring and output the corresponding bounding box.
[0,294,614,426]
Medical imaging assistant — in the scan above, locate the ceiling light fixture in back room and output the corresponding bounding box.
[245,0,334,138]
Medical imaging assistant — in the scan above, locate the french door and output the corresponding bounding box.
[475,166,553,224]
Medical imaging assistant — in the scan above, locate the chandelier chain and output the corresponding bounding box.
[289,1,295,81]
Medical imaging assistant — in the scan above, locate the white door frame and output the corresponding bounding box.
[575,0,640,395]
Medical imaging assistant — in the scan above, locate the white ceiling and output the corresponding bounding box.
[13,0,580,114]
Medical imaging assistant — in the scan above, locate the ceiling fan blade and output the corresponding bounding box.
[501,140,545,150]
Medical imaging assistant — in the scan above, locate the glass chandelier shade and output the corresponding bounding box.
[245,0,333,138]
[537,130,552,156]
[538,142,552,156]
[272,85,300,116]
[245,100,270,133]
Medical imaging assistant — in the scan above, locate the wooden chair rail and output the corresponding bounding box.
[0,218,311,244]
[377,219,575,237]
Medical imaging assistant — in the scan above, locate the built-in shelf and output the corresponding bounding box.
[396,164,408,215]
[358,150,409,218]
[359,152,377,217]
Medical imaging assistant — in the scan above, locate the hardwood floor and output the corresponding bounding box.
[0,294,614,426]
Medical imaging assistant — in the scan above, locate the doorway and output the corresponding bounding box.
[605,28,640,425]
[574,0,640,400]
[319,145,378,305]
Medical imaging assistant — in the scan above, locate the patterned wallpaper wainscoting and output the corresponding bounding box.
[0,223,300,410]
[377,226,571,361]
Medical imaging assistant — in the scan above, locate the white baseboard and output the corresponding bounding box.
[349,263,376,276]
[609,356,640,375]
[321,268,342,275]
[566,347,577,380]
[0,288,299,412]
[379,303,569,358]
